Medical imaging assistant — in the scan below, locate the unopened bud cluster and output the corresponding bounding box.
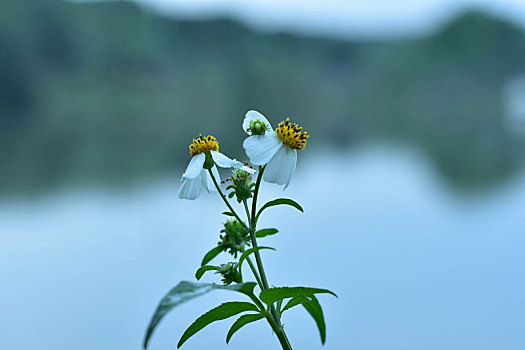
[223,163,256,203]
[216,262,242,285]
[219,218,250,257]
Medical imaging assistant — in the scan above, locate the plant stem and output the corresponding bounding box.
[207,168,245,226]
[248,166,292,349]
[208,166,292,349]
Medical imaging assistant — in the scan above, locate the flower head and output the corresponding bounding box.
[178,134,250,200]
[242,110,309,189]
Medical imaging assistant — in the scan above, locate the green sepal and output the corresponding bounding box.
[255,228,279,238]
[255,198,303,221]
[195,265,220,280]
[222,211,235,217]
[177,302,260,348]
[259,286,337,305]
[143,281,256,349]
[201,246,223,266]
[226,313,265,344]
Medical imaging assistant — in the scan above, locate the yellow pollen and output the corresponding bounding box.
[275,118,309,150]
[189,134,219,157]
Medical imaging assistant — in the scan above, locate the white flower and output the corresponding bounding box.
[178,135,249,200]
[242,110,309,189]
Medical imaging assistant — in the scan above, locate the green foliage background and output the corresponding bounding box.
[1,0,524,192]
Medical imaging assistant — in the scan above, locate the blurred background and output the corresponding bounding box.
[1,0,524,349]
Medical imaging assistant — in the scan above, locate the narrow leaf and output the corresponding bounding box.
[143,281,256,349]
[201,246,223,266]
[177,302,259,348]
[222,211,235,217]
[303,295,327,344]
[226,313,264,344]
[281,296,310,313]
[259,287,337,305]
[256,198,303,220]
[195,265,220,281]
[238,246,275,280]
[255,228,279,238]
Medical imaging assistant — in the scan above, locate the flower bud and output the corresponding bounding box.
[229,168,254,203]
[248,119,268,135]
[219,218,250,257]
[216,262,242,285]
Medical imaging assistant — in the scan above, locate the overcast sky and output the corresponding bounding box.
[130,0,525,39]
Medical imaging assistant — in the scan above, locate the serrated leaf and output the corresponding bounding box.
[201,246,223,266]
[303,295,327,344]
[256,198,303,221]
[255,228,279,238]
[222,211,235,217]
[226,313,264,344]
[177,302,260,348]
[259,287,337,305]
[195,265,220,281]
[143,281,256,349]
[238,246,275,280]
[281,296,310,313]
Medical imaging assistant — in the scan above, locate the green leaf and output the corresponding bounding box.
[238,246,275,280]
[226,313,264,344]
[143,281,256,349]
[302,295,327,344]
[256,198,303,221]
[195,265,220,281]
[259,287,337,305]
[255,228,279,238]
[201,246,223,266]
[222,211,235,217]
[281,296,310,313]
[177,302,260,348]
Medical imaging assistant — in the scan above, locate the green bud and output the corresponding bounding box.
[216,262,242,285]
[219,218,250,257]
[230,168,253,203]
[248,119,268,135]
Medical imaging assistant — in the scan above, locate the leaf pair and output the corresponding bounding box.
[259,287,338,345]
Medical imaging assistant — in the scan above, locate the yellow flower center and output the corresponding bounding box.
[275,118,309,150]
[189,134,219,157]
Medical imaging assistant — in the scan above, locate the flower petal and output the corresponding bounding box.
[242,110,275,135]
[181,153,205,179]
[243,134,282,166]
[263,145,297,189]
[210,150,243,169]
[240,165,256,174]
[203,165,220,192]
[178,174,203,200]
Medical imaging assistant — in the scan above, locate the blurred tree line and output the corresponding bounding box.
[1,0,524,193]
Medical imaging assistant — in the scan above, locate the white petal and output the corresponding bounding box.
[240,165,256,174]
[178,174,203,200]
[263,146,297,189]
[203,165,220,192]
[243,134,282,166]
[181,153,205,179]
[210,150,243,169]
[242,110,275,135]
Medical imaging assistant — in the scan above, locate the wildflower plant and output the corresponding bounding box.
[144,110,336,349]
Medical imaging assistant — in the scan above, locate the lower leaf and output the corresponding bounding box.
[226,313,265,344]
[177,302,260,348]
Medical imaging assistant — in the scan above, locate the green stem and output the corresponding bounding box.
[208,166,292,349]
[207,168,245,226]
[248,166,292,349]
